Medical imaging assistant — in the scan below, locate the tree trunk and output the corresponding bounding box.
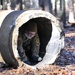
[54,0,58,16]
[44,0,50,12]
[10,0,16,10]
[60,0,66,27]
[49,0,53,14]
[63,0,66,26]
[2,0,8,9]
[39,0,44,10]
[16,0,23,10]
[68,0,75,24]
[60,0,63,11]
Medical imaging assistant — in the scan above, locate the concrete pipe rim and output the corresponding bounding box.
[12,10,64,68]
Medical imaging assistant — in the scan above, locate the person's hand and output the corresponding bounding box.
[32,55,42,62]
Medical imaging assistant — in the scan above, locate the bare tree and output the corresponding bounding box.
[0,0,8,9]
[39,0,52,13]
[39,0,44,10]
[62,0,66,26]
[16,0,23,10]
[60,0,63,11]
[68,0,75,24]
[44,0,50,12]
[49,0,53,13]
[0,0,2,9]
[54,0,58,16]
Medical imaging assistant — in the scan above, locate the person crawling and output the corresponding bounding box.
[17,21,42,65]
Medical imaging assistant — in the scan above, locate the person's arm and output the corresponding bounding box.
[17,33,24,57]
[31,33,42,62]
[31,33,40,55]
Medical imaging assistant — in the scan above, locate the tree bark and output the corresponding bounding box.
[54,0,58,16]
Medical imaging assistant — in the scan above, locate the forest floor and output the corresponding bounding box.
[0,26,75,75]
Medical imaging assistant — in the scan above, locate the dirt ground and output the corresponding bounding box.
[0,26,75,75]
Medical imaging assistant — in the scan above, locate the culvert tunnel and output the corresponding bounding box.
[0,10,64,68]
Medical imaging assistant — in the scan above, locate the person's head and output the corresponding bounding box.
[25,21,37,39]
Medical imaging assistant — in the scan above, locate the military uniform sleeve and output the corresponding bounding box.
[31,33,40,56]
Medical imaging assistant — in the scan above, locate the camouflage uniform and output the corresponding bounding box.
[17,21,41,64]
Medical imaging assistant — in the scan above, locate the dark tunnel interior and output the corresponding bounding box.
[17,17,52,65]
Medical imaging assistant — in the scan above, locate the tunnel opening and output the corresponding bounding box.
[17,17,52,65]
[0,10,64,68]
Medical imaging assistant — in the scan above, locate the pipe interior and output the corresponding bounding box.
[18,17,52,65]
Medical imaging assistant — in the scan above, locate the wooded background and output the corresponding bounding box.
[0,0,75,27]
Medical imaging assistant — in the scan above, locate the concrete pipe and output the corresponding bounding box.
[0,10,64,68]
